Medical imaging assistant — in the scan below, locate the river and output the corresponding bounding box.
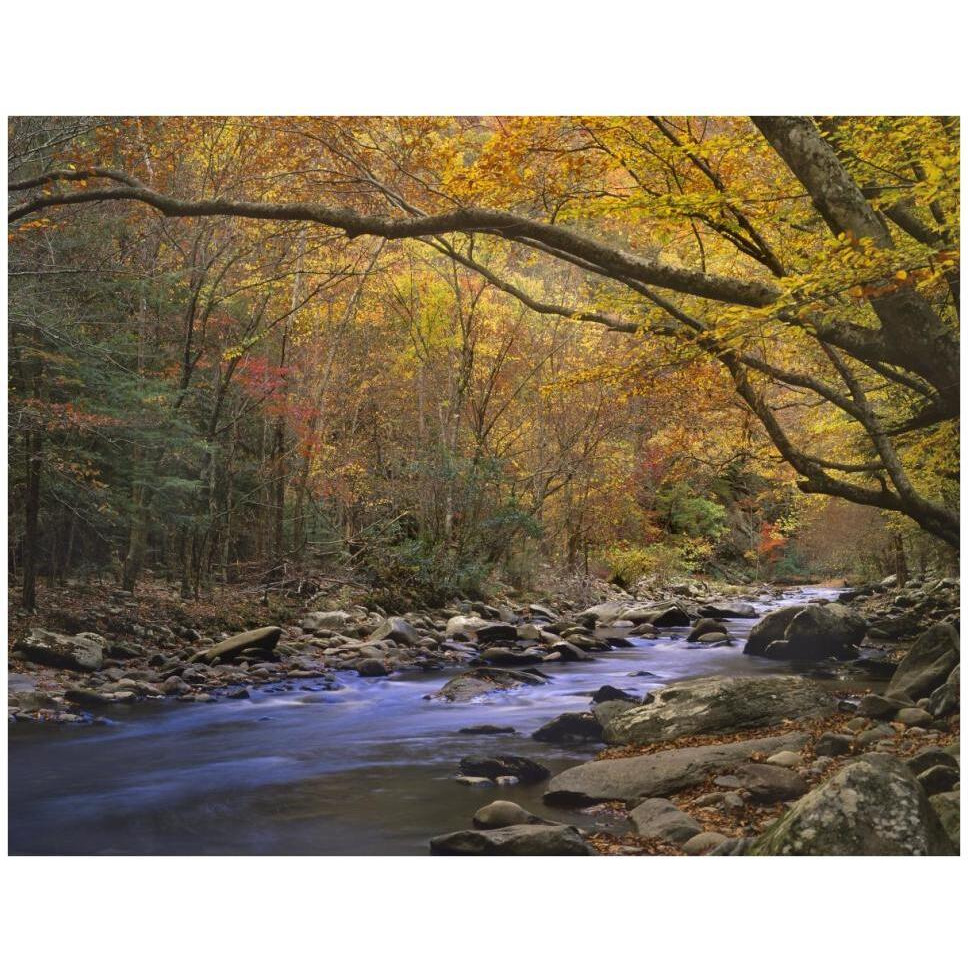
[8,585,863,854]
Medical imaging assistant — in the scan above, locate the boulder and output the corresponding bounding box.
[17,629,105,671]
[591,684,638,704]
[927,667,959,718]
[733,762,808,803]
[592,700,639,730]
[682,831,730,854]
[857,693,910,720]
[814,732,854,757]
[195,627,282,664]
[445,615,491,638]
[916,765,959,796]
[687,618,729,642]
[602,675,836,746]
[745,754,956,855]
[430,668,545,702]
[575,602,629,626]
[429,824,594,855]
[532,712,603,744]
[699,602,757,619]
[780,603,867,660]
[301,610,354,633]
[644,606,691,628]
[629,798,703,844]
[886,622,959,700]
[474,622,519,644]
[472,800,547,829]
[480,646,543,665]
[543,732,809,806]
[743,605,804,656]
[369,616,422,648]
[928,792,960,846]
[64,688,116,707]
[357,658,389,677]
[459,754,550,783]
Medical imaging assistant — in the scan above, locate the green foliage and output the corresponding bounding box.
[654,482,727,541]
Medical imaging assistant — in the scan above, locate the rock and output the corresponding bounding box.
[696,632,729,645]
[602,675,836,746]
[699,602,757,619]
[472,800,546,829]
[894,706,934,727]
[17,629,105,671]
[733,762,809,803]
[369,616,422,648]
[744,754,956,855]
[357,658,389,677]
[929,792,960,846]
[64,688,115,707]
[430,668,545,702]
[429,824,594,855]
[857,693,910,720]
[575,602,629,626]
[682,831,729,854]
[445,615,491,638]
[455,776,495,788]
[527,604,559,622]
[814,733,854,757]
[927,666,959,717]
[766,750,802,767]
[687,618,729,642]
[629,798,703,843]
[557,642,593,662]
[916,765,959,796]
[196,627,282,664]
[591,684,638,704]
[592,700,639,730]
[458,724,517,735]
[301,610,354,632]
[779,603,867,660]
[474,622,519,644]
[886,622,959,700]
[161,675,191,696]
[906,747,959,775]
[459,754,550,783]
[532,712,603,744]
[855,723,896,746]
[543,732,809,806]
[743,605,804,656]
[480,646,539,665]
[645,606,691,628]
[11,690,60,712]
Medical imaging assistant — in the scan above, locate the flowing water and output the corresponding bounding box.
[8,585,862,855]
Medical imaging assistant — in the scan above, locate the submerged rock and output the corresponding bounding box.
[459,754,550,783]
[430,668,546,702]
[602,675,836,745]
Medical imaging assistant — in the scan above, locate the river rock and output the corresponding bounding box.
[459,754,550,783]
[64,687,116,707]
[458,724,517,735]
[629,798,703,843]
[916,765,959,795]
[886,623,959,700]
[591,684,638,704]
[699,602,757,619]
[602,676,836,746]
[779,603,867,660]
[472,800,547,829]
[814,732,854,757]
[733,762,808,803]
[195,627,282,664]
[687,618,729,642]
[430,668,545,702]
[929,792,960,846]
[744,754,956,855]
[857,693,910,719]
[445,615,491,638]
[301,610,354,633]
[357,658,389,677]
[17,629,105,671]
[743,606,804,656]
[532,712,603,744]
[429,824,594,855]
[543,732,809,805]
[369,616,422,648]
[592,700,639,730]
[682,831,730,854]
[474,622,519,644]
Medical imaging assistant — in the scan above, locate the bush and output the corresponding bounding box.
[603,537,712,586]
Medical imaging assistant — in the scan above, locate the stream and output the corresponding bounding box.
[8,585,865,855]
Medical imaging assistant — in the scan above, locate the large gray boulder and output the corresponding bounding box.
[544,732,809,806]
[429,668,546,702]
[17,629,105,672]
[602,676,836,746]
[929,792,960,847]
[886,623,959,700]
[743,606,804,656]
[746,754,956,856]
[429,824,594,855]
[780,603,867,660]
[629,798,703,843]
[195,626,282,664]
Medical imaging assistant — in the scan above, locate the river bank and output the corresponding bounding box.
[7,574,960,855]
